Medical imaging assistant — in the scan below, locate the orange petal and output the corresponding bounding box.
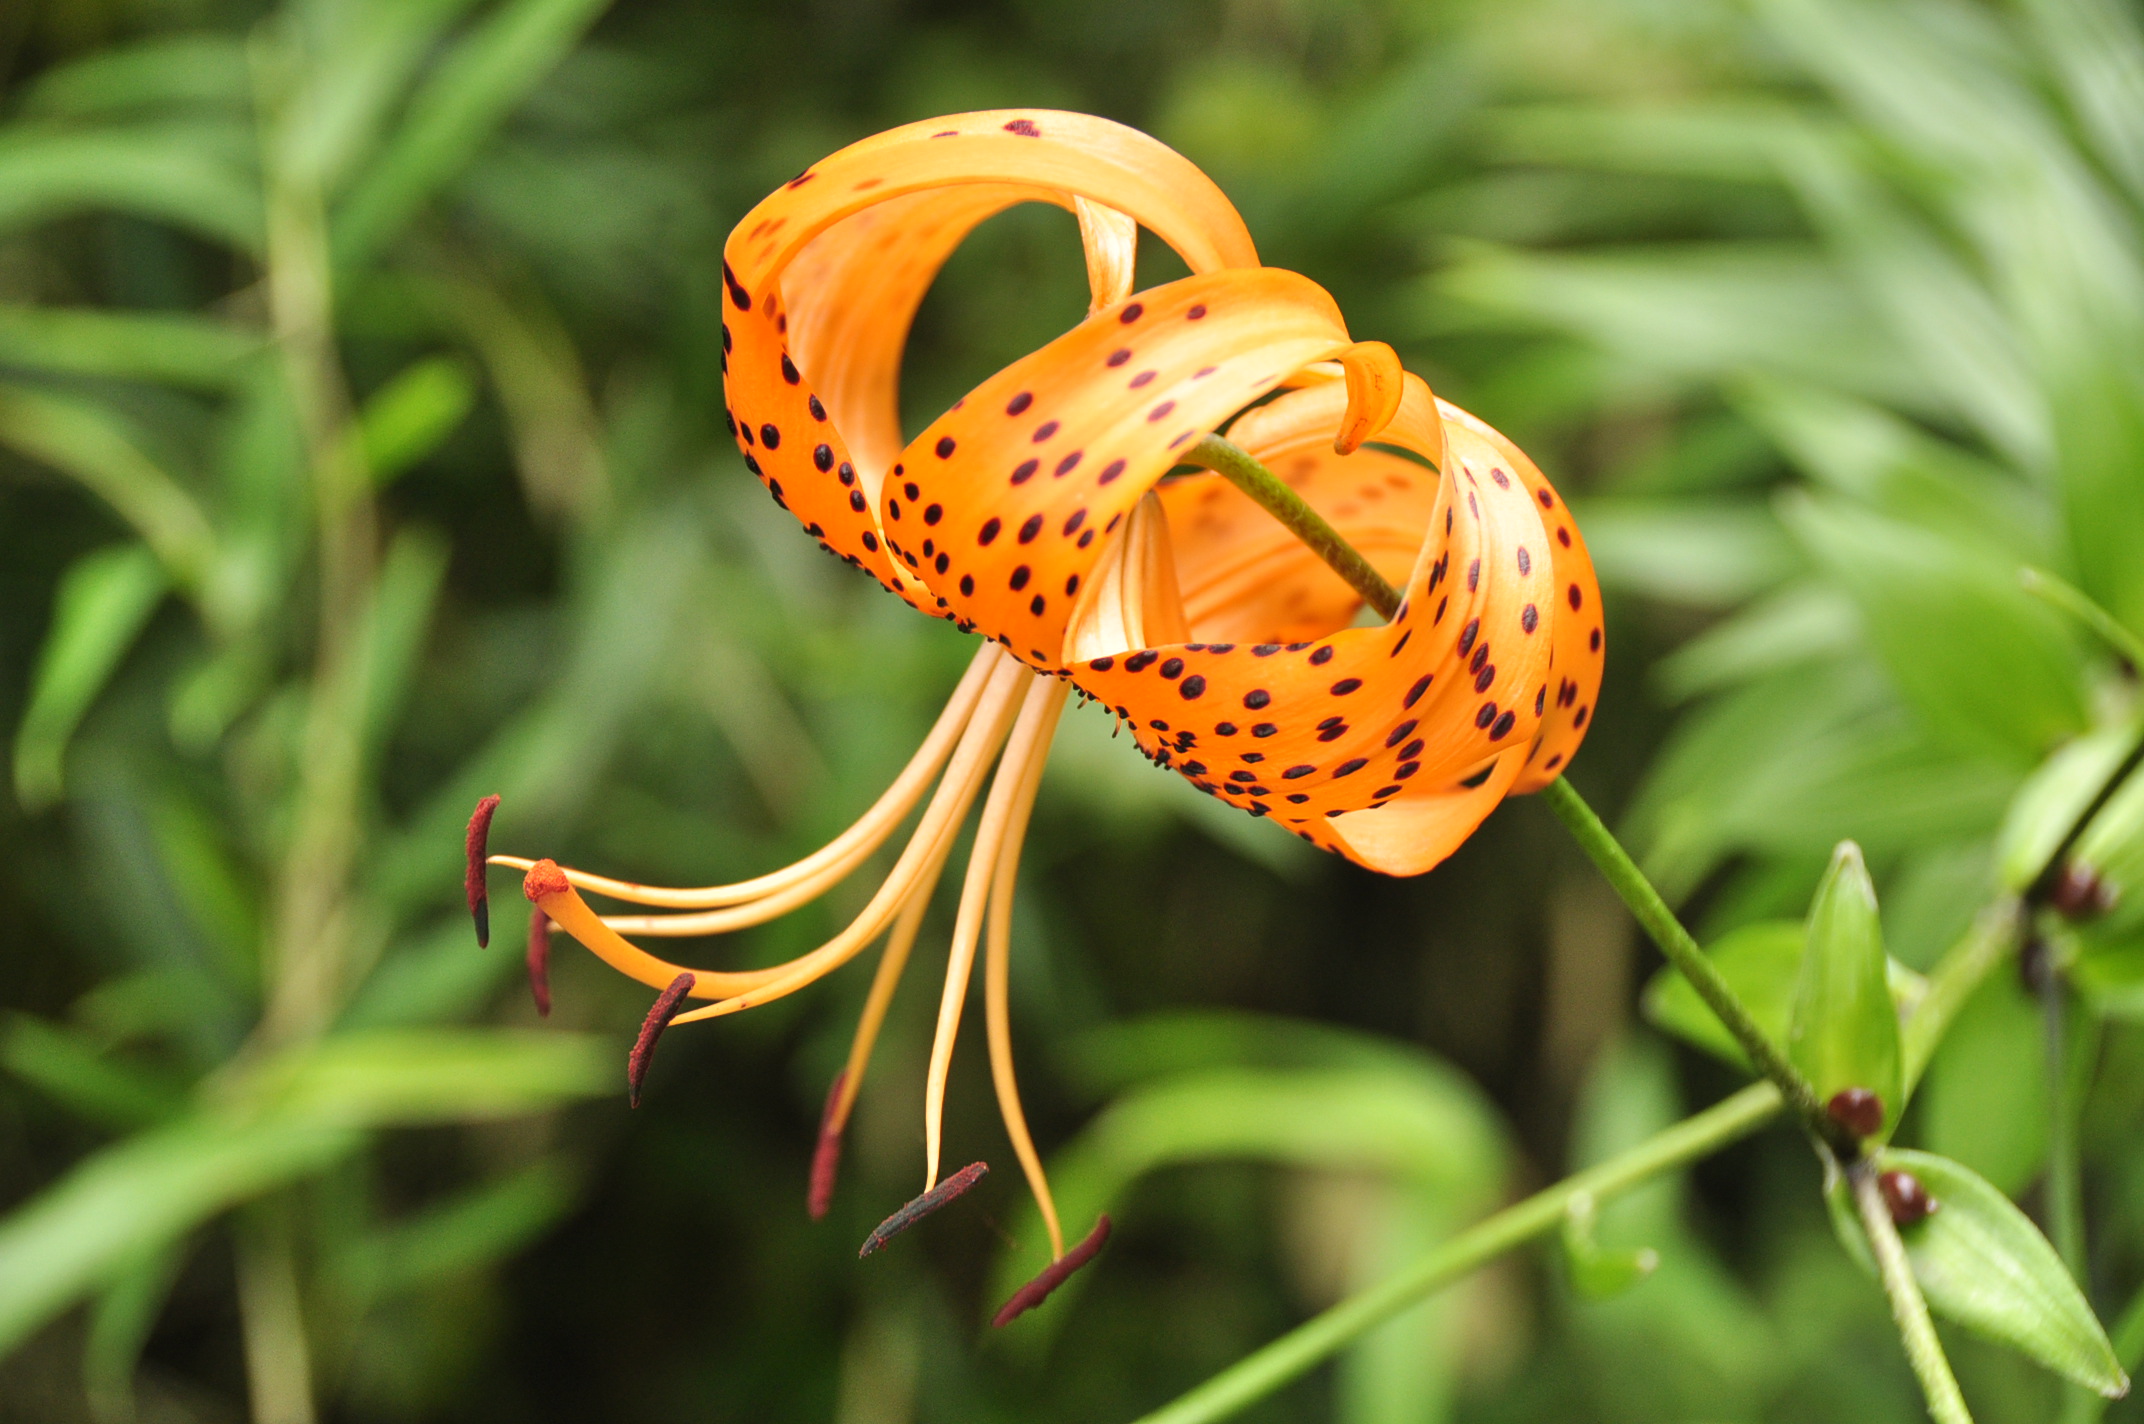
[885,268,1355,667]
[1069,377,1566,875]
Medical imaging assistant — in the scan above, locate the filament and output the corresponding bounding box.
[921,674,1070,1190]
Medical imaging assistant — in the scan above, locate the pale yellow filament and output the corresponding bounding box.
[664,655,1030,1022]
[921,674,1070,1190]
[488,642,1000,911]
[824,822,949,1135]
[531,652,1026,1001]
[983,684,1068,1259]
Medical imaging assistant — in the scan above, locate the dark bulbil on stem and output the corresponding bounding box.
[1826,1087,1884,1140]
[2048,863,2116,921]
[1879,1170,1938,1226]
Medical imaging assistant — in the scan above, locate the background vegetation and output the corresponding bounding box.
[1,0,2140,1421]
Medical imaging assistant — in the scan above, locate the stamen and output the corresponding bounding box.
[983,685,1070,1257]
[466,795,501,946]
[813,858,946,1219]
[858,1161,988,1258]
[921,675,1064,1187]
[486,645,1000,911]
[992,1216,1112,1328]
[528,911,554,1018]
[808,1070,848,1220]
[628,972,698,1108]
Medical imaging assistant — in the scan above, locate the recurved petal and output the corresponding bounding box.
[1071,376,1564,875]
[886,269,1355,667]
[1438,402,1603,792]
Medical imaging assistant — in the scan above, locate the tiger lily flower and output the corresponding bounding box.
[467,110,1602,1323]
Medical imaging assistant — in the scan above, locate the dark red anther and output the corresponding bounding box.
[2049,863,2116,921]
[992,1215,1112,1328]
[1879,1170,1937,1226]
[859,1162,988,1258]
[527,912,554,1018]
[627,972,696,1108]
[465,795,501,947]
[1826,1087,1884,1139]
[808,1071,847,1220]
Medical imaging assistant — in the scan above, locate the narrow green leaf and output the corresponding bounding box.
[1569,498,1800,608]
[0,384,215,587]
[1560,1192,1660,1301]
[12,544,166,810]
[0,127,260,251]
[0,306,260,391]
[1789,841,1902,1137]
[1994,722,2139,893]
[21,35,250,119]
[1882,1148,2129,1397]
[0,1115,359,1354]
[239,1029,612,1125]
[333,0,616,267]
[83,1239,186,1420]
[0,1015,188,1130]
[356,355,477,484]
[1782,492,2089,764]
[328,1160,577,1309]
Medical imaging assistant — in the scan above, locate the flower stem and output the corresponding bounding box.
[1186,433,1840,1144]
[1128,1081,1783,1424]
[1852,1159,1976,1424]
[1181,436,1402,619]
[1125,895,2020,1424]
[1538,776,1846,1149]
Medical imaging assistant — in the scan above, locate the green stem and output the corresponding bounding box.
[1182,436,1402,619]
[1852,1160,1975,1424]
[1129,1082,1783,1424]
[1539,776,1844,1148]
[1126,884,2020,1424]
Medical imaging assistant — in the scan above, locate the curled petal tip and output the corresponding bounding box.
[993,1215,1112,1328]
[523,857,570,902]
[627,972,697,1108]
[808,1071,848,1220]
[527,912,554,1018]
[465,795,501,947]
[1333,341,1402,456]
[858,1162,989,1258]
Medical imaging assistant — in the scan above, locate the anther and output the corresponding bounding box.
[1825,1087,1883,1139]
[628,972,697,1108]
[992,1215,1112,1327]
[858,1162,988,1258]
[465,795,501,946]
[527,911,554,1018]
[808,1071,848,1221]
[1879,1170,1937,1226]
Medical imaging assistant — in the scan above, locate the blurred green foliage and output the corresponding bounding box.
[0,0,2140,1421]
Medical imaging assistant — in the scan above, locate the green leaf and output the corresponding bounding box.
[1653,583,1858,703]
[1880,1148,2129,1397]
[357,355,478,484]
[1994,722,2141,893]
[1569,498,1800,608]
[0,127,260,251]
[1919,973,2047,1195]
[1781,492,2089,764]
[333,0,616,267]
[0,384,215,587]
[0,1114,360,1355]
[327,1160,577,1310]
[1561,1192,1660,1301]
[12,543,166,810]
[239,1029,612,1126]
[0,306,260,391]
[83,1240,186,1419]
[0,1015,188,1130]
[1789,841,1901,1136]
[21,35,250,119]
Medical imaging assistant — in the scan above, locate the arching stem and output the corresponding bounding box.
[1181,436,1401,619]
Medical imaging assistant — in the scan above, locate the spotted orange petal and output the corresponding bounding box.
[1072,376,1571,875]
[721,111,1258,614]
